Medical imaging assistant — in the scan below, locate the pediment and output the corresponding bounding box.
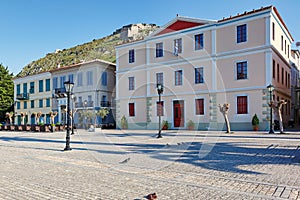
[151,16,215,37]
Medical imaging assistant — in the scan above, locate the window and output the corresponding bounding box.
[87,71,93,85]
[60,76,66,88]
[39,99,43,108]
[156,42,163,57]
[175,70,183,86]
[281,67,284,84]
[195,34,204,50]
[88,95,92,102]
[281,35,283,51]
[237,96,248,114]
[129,103,135,117]
[46,98,51,107]
[17,84,20,95]
[272,22,275,40]
[195,67,204,84]
[237,24,247,43]
[68,74,74,82]
[23,83,27,95]
[157,101,164,116]
[30,82,35,94]
[156,73,163,85]
[31,100,34,108]
[24,101,27,109]
[288,73,290,88]
[101,72,107,86]
[52,77,58,90]
[285,40,286,54]
[17,102,20,109]
[77,73,83,86]
[129,49,135,63]
[45,79,50,91]
[129,77,134,90]
[288,45,290,58]
[277,64,280,82]
[272,60,275,79]
[285,71,288,87]
[39,80,43,92]
[236,61,247,80]
[195,99,204,115]
[174,38,182,55]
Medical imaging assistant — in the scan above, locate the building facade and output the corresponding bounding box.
[13,72,52,125]
[51,59,116,128]
[115,6,298,130]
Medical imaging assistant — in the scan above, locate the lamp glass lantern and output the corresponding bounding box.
[64,81,74,93]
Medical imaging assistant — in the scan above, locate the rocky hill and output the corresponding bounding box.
[16,23,158,77]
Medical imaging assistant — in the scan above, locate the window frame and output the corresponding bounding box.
[175,69,183,86]
[156,72,163,85]
[155,42,164,58]
[129,49,135,63]
[236,24,247,43]
[236,61,248,80]
[128,77,135,90]
[195,98,204,115]
[174,38,182,55]
[39,80,44,93]
[101,71,108,86]
[195,67,204,84]
[237,96,248,114]
[194,33,204,50]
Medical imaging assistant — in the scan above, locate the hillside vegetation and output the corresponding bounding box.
[16,25,158,77]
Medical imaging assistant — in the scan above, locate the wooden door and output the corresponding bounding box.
[173,100,184,127]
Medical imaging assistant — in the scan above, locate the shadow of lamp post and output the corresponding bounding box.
[64,80,74,151]
[157,83,163,138]
[267,84,275,134]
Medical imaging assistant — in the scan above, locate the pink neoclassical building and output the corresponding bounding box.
[115,6,300,131]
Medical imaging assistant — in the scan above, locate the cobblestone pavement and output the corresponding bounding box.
[0,129,299,199]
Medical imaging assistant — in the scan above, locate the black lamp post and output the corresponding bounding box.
[157,83,163,138]
[64,80,74,151]
[267,84,275,134]
[71,94,75,135]
[84,100,87,130]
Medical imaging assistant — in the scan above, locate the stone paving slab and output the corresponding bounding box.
[0,130,299,199]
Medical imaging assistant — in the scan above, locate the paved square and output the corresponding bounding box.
[0,129,299,199]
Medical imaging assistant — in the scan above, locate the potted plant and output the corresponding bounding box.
[162,120,169,130]
[96,108,110,129]
[187,120,195,130]
[252,114,259,131]
[120,115,128,129]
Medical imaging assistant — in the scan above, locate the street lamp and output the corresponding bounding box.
[71,94,76,135]
[157,83,164,138]
[267,84,275,134]
[64,80,74,151]
[84,100,87,130]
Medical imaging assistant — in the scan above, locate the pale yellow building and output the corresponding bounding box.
[116,6,299,130]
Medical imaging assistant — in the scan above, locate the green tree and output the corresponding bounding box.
[0,64,14,122]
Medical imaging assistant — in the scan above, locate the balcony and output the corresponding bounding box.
[101,101,111,107]
[54,88,66,98]
[75,101,94,108]
[16,93,29,100]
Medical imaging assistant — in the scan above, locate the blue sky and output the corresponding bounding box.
[1,0,299,75]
